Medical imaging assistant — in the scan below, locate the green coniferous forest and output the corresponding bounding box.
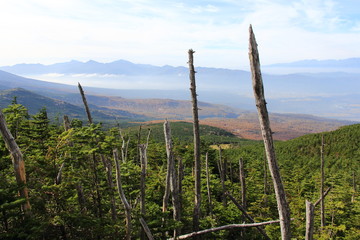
[0,100,359,239]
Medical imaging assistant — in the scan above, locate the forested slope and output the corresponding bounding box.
[0,100,359,239]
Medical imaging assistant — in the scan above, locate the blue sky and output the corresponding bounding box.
[1,0,360,69]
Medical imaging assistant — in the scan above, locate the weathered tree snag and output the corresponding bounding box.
[139,129,151,240]
[188,49,201,234]
[205,152,213,216]
[320,134,325,228]
[305,187,331,240]
[140,217,154,240]
[0,110,31,214]
[248,24,291,240]
[78,82,93,124]
[226,192,271,240]
[63,115,71,131]
[239,158,247,210]
[168,220,282,240]
[163,120,181,238]
[305,200,315,240]
[218,146,227,206]
[113,149,132,240]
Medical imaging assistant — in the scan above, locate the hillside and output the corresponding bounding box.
[0,88,147,121]
[222,123,360,238]
[2,59,360,121]
[122,121,257,144]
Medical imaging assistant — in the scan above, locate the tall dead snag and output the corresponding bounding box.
[248,25,291,239]
[226,192,271,240]
[205,152,213,216]
[305,187,331,240]
[139,129,151,239]
[0,110,31,214]
[188,49,201,233]
[163,120,181,237]
[218,146,227,206]
[78,82,93,124]
[320,134,325,228]
[113,149,132,240]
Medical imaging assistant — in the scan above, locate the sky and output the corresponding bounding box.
[1,0,360,69]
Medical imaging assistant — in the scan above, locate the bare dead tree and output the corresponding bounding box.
[139,129,151,239]
[78,82,93,124]
[248,25,291,240]
[226,192,271,240]
[140,218,154,240]
[188,49,201,233]
[168,220,282,240]
[205,152,213,216]
[218,146,227,206]
[0,109,31,214]
[320,134,325,228]
[113,149,132,240]
[305,187,331,240]
[163,120,181,238]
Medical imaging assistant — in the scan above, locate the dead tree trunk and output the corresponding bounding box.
[0,110,31,214]
[188,49,201,234]
[113,149,132,240]
[78,82,93,124]
[218,146,227,206]
[163,120,181,238]
[320,134,325,228]
[205,152,213,216]
[168,220,281,240]
[140,218,154,240]
[305,187,331,240]
[139,129,151,240]
[226,192,271,239]
[248,25,291,240]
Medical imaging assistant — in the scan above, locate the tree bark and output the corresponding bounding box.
[163,120,181,237]
[113,149,132,240]
[139,217,154,240]
[218,146,227,206]
[305,200,315,240]
[226,192,271,240]
[305,187,331,240]
[0,110,31,214]
[168,220,282,240]
[188,49,201,234]
[78,82,93,124]
[205,152,213,216]
[248,24,291,240]
[139,129,151,240]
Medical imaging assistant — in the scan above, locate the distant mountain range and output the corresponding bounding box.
[1,58,360,121]
[0,67,356,140]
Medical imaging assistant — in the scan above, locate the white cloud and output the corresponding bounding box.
[1,0,360,69]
